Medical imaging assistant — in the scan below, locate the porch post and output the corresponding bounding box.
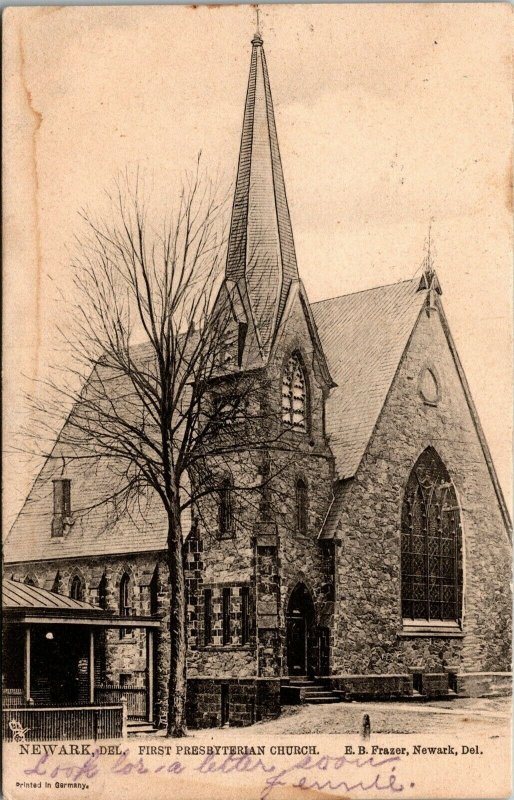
[89,630,95,704]
[24,626,31,703]
[146,628,154,723]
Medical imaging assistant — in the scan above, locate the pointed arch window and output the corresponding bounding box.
[218,478,234,538]
[296,478,308,535]
[70,575,84,602]
[282,354,307,431]
[401,448,462,624]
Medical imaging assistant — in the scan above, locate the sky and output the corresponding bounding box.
[3,3,512,528]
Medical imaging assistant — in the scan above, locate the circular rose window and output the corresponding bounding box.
[419,367,440,404]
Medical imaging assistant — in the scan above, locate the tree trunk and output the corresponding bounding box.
[166,500,188,737]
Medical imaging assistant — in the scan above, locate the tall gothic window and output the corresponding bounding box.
[282,354,307,431]
[296,478,308,535]
[401,448,462,623]
[218,478,234,537]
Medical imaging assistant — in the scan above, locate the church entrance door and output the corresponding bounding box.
[286,583,315,676]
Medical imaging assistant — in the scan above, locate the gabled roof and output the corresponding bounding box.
[311,278,426,479]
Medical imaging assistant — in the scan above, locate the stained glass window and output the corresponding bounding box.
[282,354,307,430]
[401,448,462,622]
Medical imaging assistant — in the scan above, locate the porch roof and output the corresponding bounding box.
[3,578,160,628]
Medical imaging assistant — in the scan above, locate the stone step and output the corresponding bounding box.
[289,680,316,687]
[306,696,341,704]
[127,721,159,735]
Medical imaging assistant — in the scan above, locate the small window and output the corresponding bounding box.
[204,589,213,645]
[241,587,250,645]
[419,367,440,405]
[214,395,244,427]
[282,354,307,431]
[70,575,84,602]
[218,479,234,537]
[296,478,308,535]
[98,574,107,610]
[222,588,231,645]
[150,568,159,615]
[119,573,131,639]
[119,673,132,687]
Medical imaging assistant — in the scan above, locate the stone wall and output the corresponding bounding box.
[331,302,512,675]
[186,678,281,729]
[187,289,336,680]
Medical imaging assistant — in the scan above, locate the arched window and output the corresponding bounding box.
[70,575,84,602]
[282,354,307,431]
[401,448,462,623]
[98,574,107,610]
[218,478,233,538]
[296,478,308,535]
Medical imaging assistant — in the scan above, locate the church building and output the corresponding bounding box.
[4,34,511,730]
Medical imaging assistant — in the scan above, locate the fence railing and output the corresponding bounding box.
[2,689,23,709]
[2,705,125,741]
[95,685,147,720]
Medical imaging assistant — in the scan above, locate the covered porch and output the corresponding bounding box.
[3,579,160,725]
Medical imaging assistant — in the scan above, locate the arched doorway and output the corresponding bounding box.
[286,583,315,676]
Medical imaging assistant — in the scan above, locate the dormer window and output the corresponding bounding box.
[51,479,72,537]
[282,354,307,431]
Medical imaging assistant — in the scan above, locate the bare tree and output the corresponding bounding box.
[21,162,297,737]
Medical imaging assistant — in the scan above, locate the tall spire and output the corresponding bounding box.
[226,34,299,355]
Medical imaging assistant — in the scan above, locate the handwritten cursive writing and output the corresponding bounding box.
[22,747,408,797]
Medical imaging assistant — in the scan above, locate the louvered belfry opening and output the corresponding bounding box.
[282,353,307,430]
[401,447,462,623]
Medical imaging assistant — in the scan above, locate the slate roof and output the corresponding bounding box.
[226,35,299,356]
[4,454,170,564]
[3,577,101,612]
[4,277,425,565]
[311,278,425,479]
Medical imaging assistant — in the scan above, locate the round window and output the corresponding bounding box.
[419,367,440,404]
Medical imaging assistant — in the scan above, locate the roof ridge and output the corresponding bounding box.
[310,277,419,306]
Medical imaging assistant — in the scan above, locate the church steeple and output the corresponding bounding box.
[226,34,299,356]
